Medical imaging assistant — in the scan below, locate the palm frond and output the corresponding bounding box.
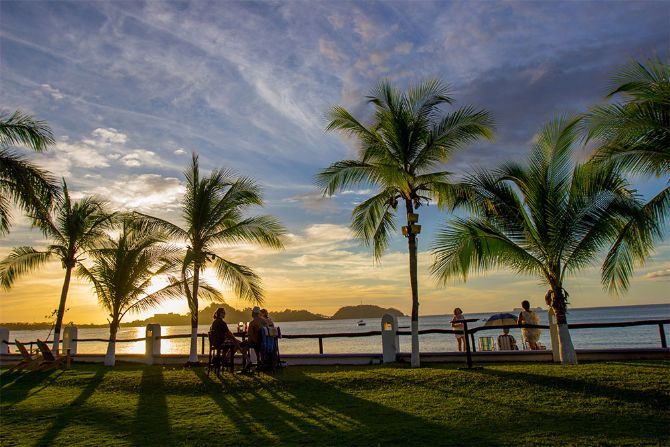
[0,247,53,289]
[211,255,264,304]
[0,110,55,152]
[351,190,398,261]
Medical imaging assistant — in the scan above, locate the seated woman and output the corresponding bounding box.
[210,307,247,366]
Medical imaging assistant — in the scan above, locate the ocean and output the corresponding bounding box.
[8,303,669,355]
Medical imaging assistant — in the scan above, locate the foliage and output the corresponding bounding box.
[0,109,59,235]
[0,362,668,446]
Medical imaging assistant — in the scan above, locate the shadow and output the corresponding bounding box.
[130,367,172,446]
[0,368,64,408]
[34,367,108,447]
[192,366,495,445]
[475,366,669,410]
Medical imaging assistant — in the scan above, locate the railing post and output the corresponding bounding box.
[381,313,399,363]
[463,321,473,368]
[659,324,667,349]
[63,326,78,356]
[318,337,323,354]
[201,335,205,355]
[145,324,161,365]
[0,327,9,354]
[470,333,476,353]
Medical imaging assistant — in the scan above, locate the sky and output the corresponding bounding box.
[1,0,669,324]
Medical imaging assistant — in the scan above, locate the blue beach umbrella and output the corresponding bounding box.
[483,313,518,327]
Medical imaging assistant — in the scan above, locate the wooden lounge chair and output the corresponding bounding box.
[35,339,67,370]
[10,340,43,371]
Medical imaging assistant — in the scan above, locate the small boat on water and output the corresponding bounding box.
[357,320,366,326]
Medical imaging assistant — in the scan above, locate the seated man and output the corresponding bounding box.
[210,307,248,366]
[240,306,266,373]
[497,328,519,351]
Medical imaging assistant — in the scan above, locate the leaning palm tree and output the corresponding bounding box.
[77,216,223,366]
[586,59,669,292]
[431,116,651,364]
[0,182,114,353]
[0,110,59,235]
[317,79,494,367]
[138,153,285,363]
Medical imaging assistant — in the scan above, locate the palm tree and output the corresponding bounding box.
[430,116,650,364]
[317,80,494,367]
[138,153,285,363]
[0,110,59,235]
[0,182,114,353]
[77,216,222,366]
[586,59,669,291]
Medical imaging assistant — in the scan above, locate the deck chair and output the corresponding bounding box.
[35,339,66,370]
[477,336,496,351]
[497,334,519,351]
[11,340,43,371]
[257,326,281,373]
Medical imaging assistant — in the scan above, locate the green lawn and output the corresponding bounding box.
[1,361,668,446]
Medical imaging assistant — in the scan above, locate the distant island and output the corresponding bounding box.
[331,305,404,319]
[1,302,404,330]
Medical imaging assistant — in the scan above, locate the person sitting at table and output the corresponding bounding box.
[240,307,266,373]
[260,308,274,327]
[210,307,247,366]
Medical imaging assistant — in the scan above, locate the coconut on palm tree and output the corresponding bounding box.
[317,79,494,367]
[430,116,650,364]
[138,153,285,364]
[77,216,222,366]
[0,110,59,235]
[0,182,114,353]
[586,59,669,291]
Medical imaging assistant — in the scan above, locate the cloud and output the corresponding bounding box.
[174,148,187,155]
[285,192,340,214]
[319,38,346,63]
[39,84,64,100]
[85,174,184,211]
[642,269,670,280]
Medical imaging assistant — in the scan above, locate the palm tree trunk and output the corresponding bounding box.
[188,267,200,363]
[51,264,73,354]
[551,287,577,365]
[406,200,420,368]
[105,320,118,366]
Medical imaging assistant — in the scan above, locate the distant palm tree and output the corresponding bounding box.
[0,110,59,235]
[430,116,650,364]
[586,59,669,291]
[0,182,114,353]
[317,79,494,367]
[138,153,285,363]
[77,216,222,366]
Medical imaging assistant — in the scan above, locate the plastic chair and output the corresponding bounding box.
[477,336,496,351]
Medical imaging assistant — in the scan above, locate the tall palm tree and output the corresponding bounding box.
[0,182,114,353]
[430,116,650,364]
[586,59,669,291]
[317,80,494,367]
[138,153,285,363]
[0,110,59,235]
[77,216,222,366]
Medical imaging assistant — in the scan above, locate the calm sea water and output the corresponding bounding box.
[9,304,669,355]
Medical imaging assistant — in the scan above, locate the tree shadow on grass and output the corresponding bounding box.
[34,368,108,447]
[193,367,494,446]
[130,366,172,446]
[0,368,64,408]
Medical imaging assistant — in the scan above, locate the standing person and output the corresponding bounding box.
[451,308,465,352]
[517,300,541,350]
[210,308,247,365]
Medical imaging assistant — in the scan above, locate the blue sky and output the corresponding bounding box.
[1,1,669,323]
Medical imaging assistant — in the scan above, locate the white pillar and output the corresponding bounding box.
[548,309,560,363]
[63,326,78,356]
[381,314,399,363]
[0,327,9,354]
[145,324,161,365]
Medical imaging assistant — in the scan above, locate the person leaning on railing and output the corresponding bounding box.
[210,308,248,365]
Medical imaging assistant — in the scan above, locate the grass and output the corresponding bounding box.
[0,361,668,446]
